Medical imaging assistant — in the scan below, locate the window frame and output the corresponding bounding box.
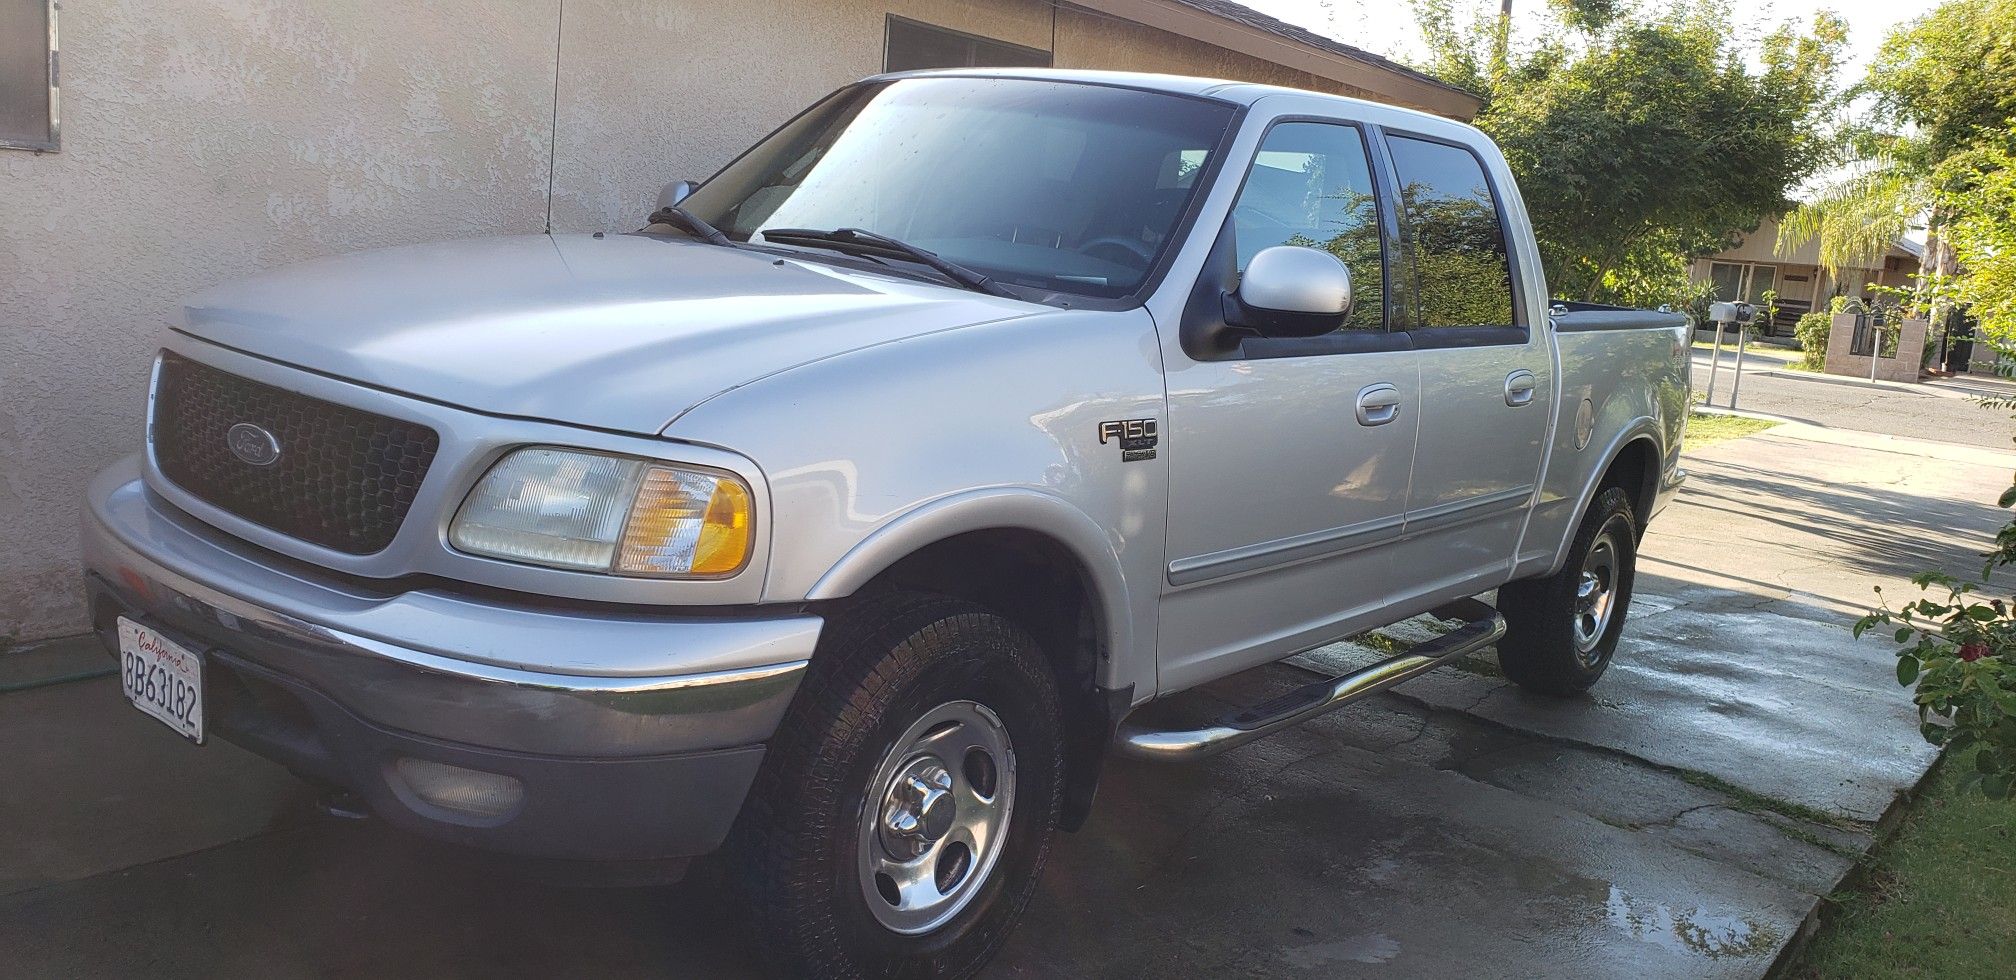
[882,15,1053,73]
[1,0,58,153]
[1371,126,1528,349]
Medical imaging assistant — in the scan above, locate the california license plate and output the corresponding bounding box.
[118,618,204,743]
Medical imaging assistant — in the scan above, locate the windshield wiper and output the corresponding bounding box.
[644,206,735,248]
[759,227,1014,298]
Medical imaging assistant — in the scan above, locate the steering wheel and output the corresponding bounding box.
[1077,235,1155,267]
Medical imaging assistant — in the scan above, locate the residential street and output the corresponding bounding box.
[3,381,2008,978]
[1691,347,2016,450]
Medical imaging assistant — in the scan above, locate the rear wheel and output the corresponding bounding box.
[732,591,1062,979]
[1497,486,1639,695]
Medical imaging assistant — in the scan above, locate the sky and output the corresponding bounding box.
[1236,0,1941,78]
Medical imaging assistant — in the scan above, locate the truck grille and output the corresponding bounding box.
[150,351,441,555]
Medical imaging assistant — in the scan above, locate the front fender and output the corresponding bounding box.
[805,488,1134,672]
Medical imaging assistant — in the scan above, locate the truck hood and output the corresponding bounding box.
[177,234,1040,434]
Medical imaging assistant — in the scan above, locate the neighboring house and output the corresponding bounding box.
[0,0,1477,642]
[1690,216,1923,336]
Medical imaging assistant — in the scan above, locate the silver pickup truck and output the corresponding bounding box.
[84,69,1688,977]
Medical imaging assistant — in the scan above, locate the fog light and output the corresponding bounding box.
[393,757,525,819]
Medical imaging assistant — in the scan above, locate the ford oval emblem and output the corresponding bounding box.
[226,422,282,467]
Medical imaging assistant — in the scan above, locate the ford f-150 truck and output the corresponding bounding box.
[84,68,1689,977]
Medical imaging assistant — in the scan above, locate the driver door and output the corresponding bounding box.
[1157,118,1421,691]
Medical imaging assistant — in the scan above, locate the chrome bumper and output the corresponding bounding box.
[82,455,820,758]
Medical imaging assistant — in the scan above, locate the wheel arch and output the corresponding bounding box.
[805,489,1137,831]
[1538,422,1663,578]
[1595,433,1661,535]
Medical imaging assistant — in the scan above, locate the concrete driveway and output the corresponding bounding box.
[2,420,2009,978]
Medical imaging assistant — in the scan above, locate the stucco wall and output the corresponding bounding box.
[0,1,561,642]
[0,0,1437,642]
[547,0,1053,232]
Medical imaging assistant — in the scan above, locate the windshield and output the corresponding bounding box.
[678,77,1238,300]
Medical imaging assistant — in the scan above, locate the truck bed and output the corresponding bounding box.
[1552,300,1691,333]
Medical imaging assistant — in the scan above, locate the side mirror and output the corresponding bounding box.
[657,180,699,210]
[1232,245,1352,337]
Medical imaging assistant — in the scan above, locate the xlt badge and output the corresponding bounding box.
[1098,418,1159,462]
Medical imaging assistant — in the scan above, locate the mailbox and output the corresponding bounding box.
[1708,301,1755,325]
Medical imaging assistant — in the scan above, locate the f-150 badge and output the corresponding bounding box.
[1098,419,1158,462]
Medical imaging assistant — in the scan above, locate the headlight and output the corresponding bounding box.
[449,448,753,577]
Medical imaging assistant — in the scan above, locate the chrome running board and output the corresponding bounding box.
[1114,597,1506,762]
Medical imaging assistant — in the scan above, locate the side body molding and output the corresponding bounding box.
[805,488,1137,682]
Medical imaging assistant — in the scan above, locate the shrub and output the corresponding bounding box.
[1674,279,1717,331]
[1795,311,1832,368]
[1857,572,2016,798]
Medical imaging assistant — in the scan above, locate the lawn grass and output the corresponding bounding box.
[1789,748,2016,979]
[1684,412,1781,450]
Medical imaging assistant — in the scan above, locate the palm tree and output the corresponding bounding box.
[1778,160,1921,278]
[1777,154,1953,315]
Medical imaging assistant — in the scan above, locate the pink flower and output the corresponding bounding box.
[1958,643,1991,663]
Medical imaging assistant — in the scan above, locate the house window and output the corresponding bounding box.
[884,16,1051,73]
[1746,264,1777,304]
[1708,261,1802,334]
[1708,262,1745,303]
[1,0,56,151]
[1709,261,1781,306]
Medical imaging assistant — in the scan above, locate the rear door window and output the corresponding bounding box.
[1385,135,1516,331]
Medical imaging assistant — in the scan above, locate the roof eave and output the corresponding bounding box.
[1068,0,1481,120]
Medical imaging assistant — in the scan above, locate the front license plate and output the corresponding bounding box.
[118,618,204,743]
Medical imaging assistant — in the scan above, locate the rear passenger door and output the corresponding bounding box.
[1379,132,1552,598]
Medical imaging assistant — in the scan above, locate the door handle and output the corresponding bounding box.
[1356,383,1402,426]
[1505,370,1537,407]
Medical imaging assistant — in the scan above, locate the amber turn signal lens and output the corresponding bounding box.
[617,466,753,576]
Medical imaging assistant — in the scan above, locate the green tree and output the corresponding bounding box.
[1780,0,2016,332]
[1415,0,1849,305]
[1940,134,2016,339]
[1865,2,2016,171]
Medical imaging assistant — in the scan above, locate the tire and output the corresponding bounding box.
[1497,486,1639,696]
[732,590,1064,979]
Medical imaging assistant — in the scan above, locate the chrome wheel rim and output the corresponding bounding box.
[857,700,1016,935]
[1573,531,1620,665]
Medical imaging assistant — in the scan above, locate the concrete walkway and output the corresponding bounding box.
[1,423,2009,978]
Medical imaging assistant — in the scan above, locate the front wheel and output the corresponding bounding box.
[731,591,1062,979]
[1497,486,1639,695]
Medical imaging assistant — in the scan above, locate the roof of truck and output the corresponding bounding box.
[868,67,1465,128]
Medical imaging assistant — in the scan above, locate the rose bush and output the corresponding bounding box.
[1857,573,2016,798]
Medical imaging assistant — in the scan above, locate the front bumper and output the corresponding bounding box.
[82,456,822,863]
